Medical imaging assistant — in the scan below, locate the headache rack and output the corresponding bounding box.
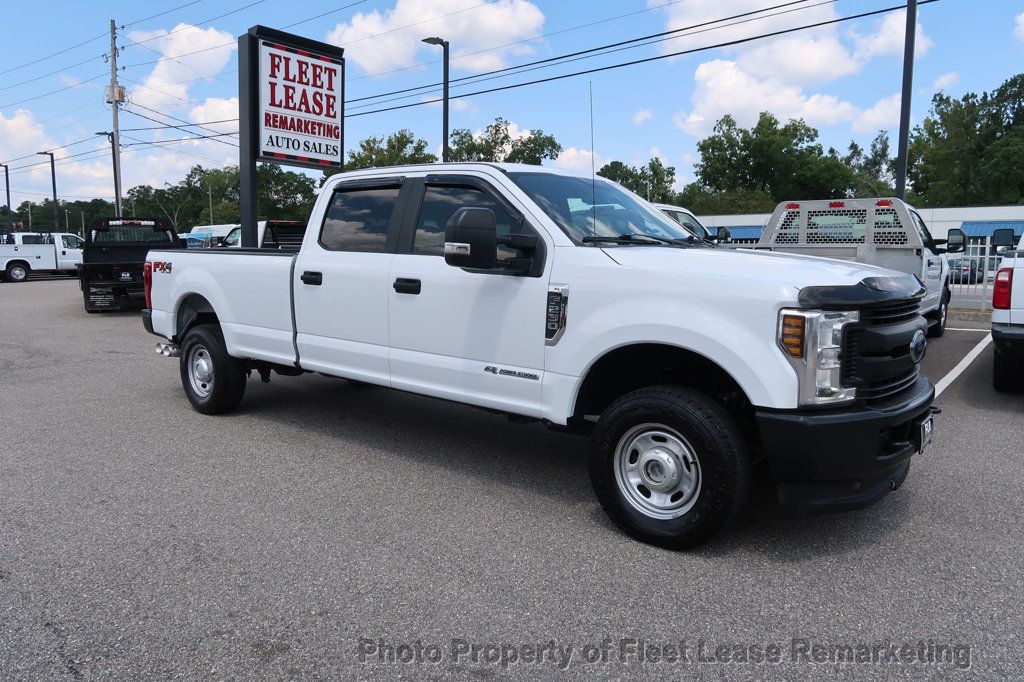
[756,199,925,272]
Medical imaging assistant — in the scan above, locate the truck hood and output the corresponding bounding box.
[602,245,920,297]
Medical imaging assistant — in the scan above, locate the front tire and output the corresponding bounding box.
[179,324,247,414]
[993,349,1024,393]
[589,386,751,549]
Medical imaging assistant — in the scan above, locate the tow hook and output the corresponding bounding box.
[155,342,180,357]
[930,406,942,415]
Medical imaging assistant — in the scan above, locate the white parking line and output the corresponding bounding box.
[946,327,990,333]
[934,334,993,398]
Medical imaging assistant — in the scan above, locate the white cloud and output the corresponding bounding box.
[421,96,478,112]
[672,59,857,137]
[188,97,239,134]
[550,147,602,172]
[326,0,544,76]
[853,93,901,133]
[1015,12,1024,42]
[852,10,933,61]
[632,109,652,125]
[931,71,959,91]
[126,23,236,109]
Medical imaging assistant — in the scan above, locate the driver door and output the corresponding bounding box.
[909,210,945,310]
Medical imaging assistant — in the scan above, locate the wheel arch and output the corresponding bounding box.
[173,292,220,341]
[569,342,761,455]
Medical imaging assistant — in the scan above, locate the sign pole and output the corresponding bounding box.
[238,30,259,248]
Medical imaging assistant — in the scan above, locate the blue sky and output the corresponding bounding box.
[1,0,1022,205]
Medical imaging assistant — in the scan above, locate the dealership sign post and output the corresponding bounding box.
[238,26,345,247]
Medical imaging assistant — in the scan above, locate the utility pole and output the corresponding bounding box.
[28,204,32,229]
[895,0,917,200]
[80,211,85,234]
[107,19,125,216]
[65,209,69,230]
[36,151,58,229]
[208,180,214,223]
[0,163,10,222]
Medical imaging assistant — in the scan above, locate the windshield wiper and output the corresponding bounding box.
[582,233,693,247]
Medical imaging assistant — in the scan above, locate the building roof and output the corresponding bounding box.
[728,226,764,240]
[960,220,1024,238]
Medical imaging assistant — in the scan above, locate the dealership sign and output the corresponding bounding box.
[258,40,343,166]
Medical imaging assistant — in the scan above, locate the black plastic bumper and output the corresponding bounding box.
[992,323,1024,358]
[142,308,155,335]
[755,377,935,518]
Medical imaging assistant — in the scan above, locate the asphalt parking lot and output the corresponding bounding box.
[1,279,1022,679]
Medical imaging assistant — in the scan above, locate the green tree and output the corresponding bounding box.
[342,129,436,171]
[597,157,677,203]
[909,74,1024,206]
[448,116,561,164]
[695,112,854,201]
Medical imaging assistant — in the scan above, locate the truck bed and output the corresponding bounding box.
[148,248,298,366]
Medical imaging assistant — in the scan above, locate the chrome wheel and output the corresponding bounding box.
[187,344,214,398]
[8,265,27,281]
[614,423,702,520]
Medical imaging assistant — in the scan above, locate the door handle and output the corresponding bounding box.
[300,271,323,286]
[393,277,421,295]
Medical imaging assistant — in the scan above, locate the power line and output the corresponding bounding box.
[126,0,267,48]
[0,73,106,110]
[348,0,940,119]
[123,131,239,146]
[121,117,238,132]
[346,0,690,83]
[122,104,240,147]
[0,32,107,78]
[282,0,370,29]
[2,136,98,164]
[120,133,237,165]
[347,0,818,109]
[123,0,206,29]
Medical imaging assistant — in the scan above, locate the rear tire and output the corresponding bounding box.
[993,349,1024,393]
[179,324,247,414]
[4,262,29,283]
[589,386,751,549]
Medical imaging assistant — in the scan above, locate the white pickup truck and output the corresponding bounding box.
[1,232,83,281]
[143,163,938,548]
[992,231,1023,392]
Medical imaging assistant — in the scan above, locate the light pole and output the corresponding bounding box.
[422,36,450,162]
[895,0,918,199]
[96,131,123,216]
[36,151,58,230]
[0,163,10,231]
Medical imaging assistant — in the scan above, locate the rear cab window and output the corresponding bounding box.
[319,186,401,252]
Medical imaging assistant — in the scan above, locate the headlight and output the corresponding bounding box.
[778,309,859,406]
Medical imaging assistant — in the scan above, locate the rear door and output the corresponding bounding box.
[292,178,409,386]
[386,174,549,416]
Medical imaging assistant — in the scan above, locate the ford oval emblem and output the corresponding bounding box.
[909,330,927,364]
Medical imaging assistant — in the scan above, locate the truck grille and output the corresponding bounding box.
[841,299,924,403]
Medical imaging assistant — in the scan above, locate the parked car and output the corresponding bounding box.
[949,258,981,284]
[756,198,964,338]
[0,232,83,281]
[992,229,1023,392]
[219,220,307,249]
[80,219,182,312]
[653,203,729,243]
[142,163,938,549]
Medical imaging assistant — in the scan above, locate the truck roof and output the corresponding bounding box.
[323,161,600,182]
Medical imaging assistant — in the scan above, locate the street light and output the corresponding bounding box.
[422,36,450,162]
[36,151,58,230]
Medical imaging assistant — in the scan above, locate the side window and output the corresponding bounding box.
[223,228,240,247]
[319,186,399,252]
[910,211,935,251]
[413,184,525,260]
[62,235,83,249]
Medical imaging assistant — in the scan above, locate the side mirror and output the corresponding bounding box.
[946,228,966,254]
[444,207,497,270]
[714,226,731,243]
[992,227,1016,252]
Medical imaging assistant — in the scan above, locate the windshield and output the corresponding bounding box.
[507,172,700,245]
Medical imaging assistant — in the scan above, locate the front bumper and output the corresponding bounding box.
[755,377,935,518]
[992,323,1024,358]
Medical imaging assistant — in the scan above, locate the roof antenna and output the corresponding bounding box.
[589,80,597,238]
